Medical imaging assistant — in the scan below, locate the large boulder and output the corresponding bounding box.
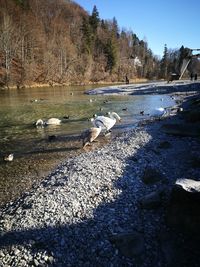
[166,178,200,235]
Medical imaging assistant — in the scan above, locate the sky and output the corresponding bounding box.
[74,0,200,58]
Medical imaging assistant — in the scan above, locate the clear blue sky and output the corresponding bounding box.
[74,0,200,58]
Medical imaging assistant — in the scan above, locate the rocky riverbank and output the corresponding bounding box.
[0,89,200,267]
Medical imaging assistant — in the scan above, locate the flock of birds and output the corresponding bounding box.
[33,106,166,150]
[35,111,121,148]
[3,111,121,162]
[3,102,169,162]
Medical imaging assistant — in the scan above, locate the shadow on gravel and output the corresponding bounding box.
[0,93,200,267]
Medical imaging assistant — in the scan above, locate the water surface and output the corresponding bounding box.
[0,85,174,153]
[0,84,175,206]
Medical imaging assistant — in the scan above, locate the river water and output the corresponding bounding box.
[0,84,175,207]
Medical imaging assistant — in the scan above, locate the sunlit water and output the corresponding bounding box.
[0,84,176,206]
[0,84,175,155]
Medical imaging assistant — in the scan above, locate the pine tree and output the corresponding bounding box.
[104,39,117,72]
[160,44,169,78]
[81,17,93,54]
[112,17,119,38]
[89,5,99,33]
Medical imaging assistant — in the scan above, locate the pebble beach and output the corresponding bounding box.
[0,82,200,267]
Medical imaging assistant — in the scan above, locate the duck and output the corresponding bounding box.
[48,135,57,142]
[81,125,102,148]
[91,111,121,134]
[35,118,61,127]
[63,115,70,119]
[3,153,14,162]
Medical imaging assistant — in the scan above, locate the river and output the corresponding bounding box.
[0,84,175,207]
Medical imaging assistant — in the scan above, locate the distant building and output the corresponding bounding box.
[133,56,142,67]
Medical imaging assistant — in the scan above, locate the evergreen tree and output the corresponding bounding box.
[89,5,100,33]
[160,44,169,78]
[100,19,107,30]
[81,17,93,54]
[104,39,117,72]
[112,17,119,38]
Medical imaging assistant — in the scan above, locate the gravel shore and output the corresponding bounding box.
[0,90,200,267]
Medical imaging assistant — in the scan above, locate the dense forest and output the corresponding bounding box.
[0,0,199,88]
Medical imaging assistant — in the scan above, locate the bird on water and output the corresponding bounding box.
[35,118,61,127]
[81,125,102,148]
[91,112,121,134]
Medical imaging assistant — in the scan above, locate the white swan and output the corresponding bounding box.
[81,125,102,148]
[154,107,166,116]
[4,153,14,162]
[91,111,121,133]
[35,118,61,127]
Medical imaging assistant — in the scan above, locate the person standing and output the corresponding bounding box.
[125,75,129,84]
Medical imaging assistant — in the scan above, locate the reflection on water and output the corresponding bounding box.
[0,85,175,206]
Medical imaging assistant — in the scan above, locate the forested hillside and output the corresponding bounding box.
[0,0,198,88]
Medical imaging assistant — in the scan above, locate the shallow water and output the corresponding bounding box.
[0,84,175,206]
[0,85,175,153]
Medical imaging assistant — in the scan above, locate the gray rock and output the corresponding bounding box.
[13,248,21,256]
[166,179,200,235]
[176,178,200,192]
[33,258,40,266]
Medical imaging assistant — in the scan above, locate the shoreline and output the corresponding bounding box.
[0,86,184,207]
[86,80,200,96]
[0,89,200,266]
[0,78,148,90]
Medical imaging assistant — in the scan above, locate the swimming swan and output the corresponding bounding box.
[154,107,167,117]
[91,112,121,133]
[36,118,61,126]
[81,125,102,148]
